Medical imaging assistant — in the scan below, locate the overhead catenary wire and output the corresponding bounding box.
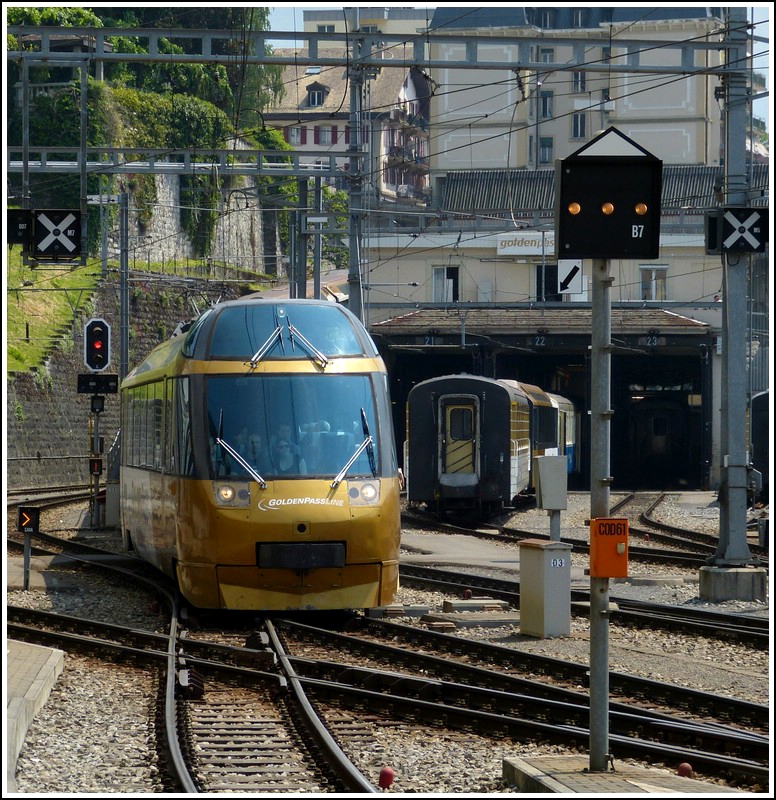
[7,12,765,297]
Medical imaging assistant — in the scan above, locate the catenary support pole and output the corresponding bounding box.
[714,5,753,566]
[589,256,612,771]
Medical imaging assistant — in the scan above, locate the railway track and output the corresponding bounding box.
[7,605,768,791]
[7,604,378,792]
[7,493,769,793]
[6,484,93,510]
[633,493,768,561]
[403,491,768,568]
[10,499,767,650]
[398,563,769,649]
[275,617,768,789]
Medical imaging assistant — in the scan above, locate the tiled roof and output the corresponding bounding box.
[440,165,769,214]
[371,307,709,337]
[429,7,724,30]
[267,48,411,117]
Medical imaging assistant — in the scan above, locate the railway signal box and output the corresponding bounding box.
[555,127,662,260]
[590,517,629,578]
[18,506,40,534]
[84,318,112,372]
[705,207,769,254]
[7,209,32,249]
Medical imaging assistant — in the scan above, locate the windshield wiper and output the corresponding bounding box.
[287,318,329,369]
[331,409,377,487]
[248,325,283,367]
[331,437,373,488]
[216,437,267,488]
[361,408,377,478]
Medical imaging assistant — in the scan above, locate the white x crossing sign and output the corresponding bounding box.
[720,207,768,253]
[34,210,81,258]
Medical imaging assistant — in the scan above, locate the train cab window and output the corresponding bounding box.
[205,373,384,479]
[449,408,473,440]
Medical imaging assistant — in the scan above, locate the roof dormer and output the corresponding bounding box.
[306,81,330,108]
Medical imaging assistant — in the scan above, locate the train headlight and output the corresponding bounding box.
[213,482,250,507]
[347,480,380,505]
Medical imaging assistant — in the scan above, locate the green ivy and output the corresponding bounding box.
[180,173,221,257]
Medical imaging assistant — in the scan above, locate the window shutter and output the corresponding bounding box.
[313,126,320,144]
[301,126,307,145]
[332,126,338,143]
[344,126,350,144]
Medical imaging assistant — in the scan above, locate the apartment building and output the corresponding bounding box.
[278,7,768,491]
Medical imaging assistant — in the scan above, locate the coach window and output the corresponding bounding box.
[450,408,473,440]
[640,265,668,301]
[170,377,193,476]
[152,382,164,470]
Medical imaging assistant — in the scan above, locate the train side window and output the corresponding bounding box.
[449,408,473,440]
[171,377,194,476]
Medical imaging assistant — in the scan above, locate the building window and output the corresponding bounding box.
[318,126,332,145]
[572,71,586,93]
[540,91,553,119]
[539,48,554,63]
[536,263,561,302]
[539,137,553,164]
[433,266,459,303]
[317,24,334,33]
[572,113,586,139]
[573,9,586,27]
[289,126,303,145]
[308,89,324,107]
[540,9,554,28]
[640,266,668,301]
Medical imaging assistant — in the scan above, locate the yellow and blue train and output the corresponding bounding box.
[120,298,402,611]
[405,374,578,516]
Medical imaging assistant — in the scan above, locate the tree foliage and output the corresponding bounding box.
[8,6,284,119]
[7,6,292,259]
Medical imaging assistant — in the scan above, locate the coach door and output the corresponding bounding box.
[440,397,477,482]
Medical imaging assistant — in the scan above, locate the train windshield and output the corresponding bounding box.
[206,374,382,479]
[207,303,371,359]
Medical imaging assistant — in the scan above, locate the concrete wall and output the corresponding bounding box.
[108,173,274,275]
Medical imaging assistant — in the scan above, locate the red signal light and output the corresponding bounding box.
[84,318,111,371]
